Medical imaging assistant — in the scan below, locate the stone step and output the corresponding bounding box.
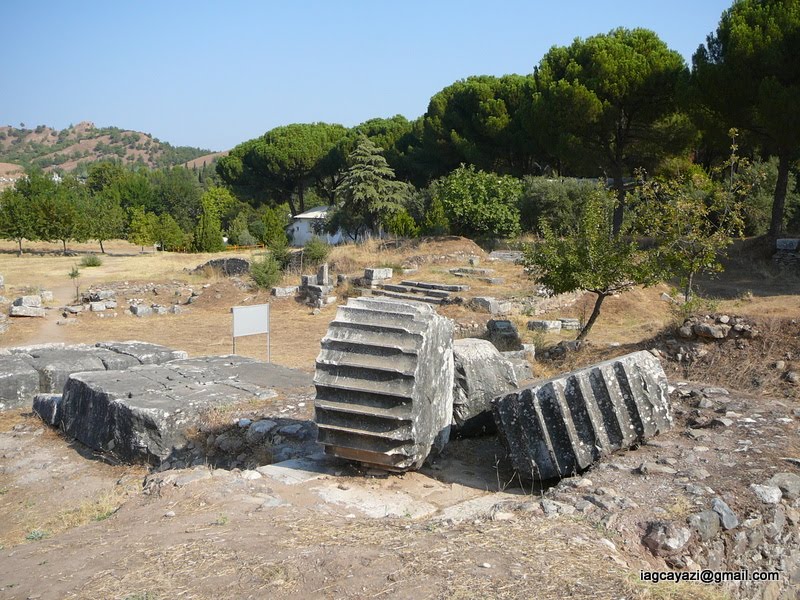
[401,280,470,292]
[371,289,443,305]
[492,351,671,481]
[381,283,451,298]
[314,297,453,471]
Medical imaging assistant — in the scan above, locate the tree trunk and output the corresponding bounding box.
[100,239,105,254]
[612,167,625,236]
[298,181,306,214]
[684,271,694,303]
[577,292,607,342]
[17,239,22,257]
[62,239,67,253]
[769,153,790,238]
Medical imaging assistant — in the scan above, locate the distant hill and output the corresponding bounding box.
[0,121,214,180]
[181,150,229,170]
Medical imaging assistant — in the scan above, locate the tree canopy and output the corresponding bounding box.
[217,123,348,215]
[693,0,800,236]
[327,137,409,239]
[534,28,692,232]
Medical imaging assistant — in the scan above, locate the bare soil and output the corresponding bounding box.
[0,236,797,600]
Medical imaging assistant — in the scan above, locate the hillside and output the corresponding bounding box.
[0,121,213,179]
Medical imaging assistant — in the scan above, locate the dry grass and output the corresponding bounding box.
[679,316,800,398]
[1,477,141,549]
[0,408,29,431]
[80,538,298,600]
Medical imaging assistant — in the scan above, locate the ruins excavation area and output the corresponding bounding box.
[0,238,798,600]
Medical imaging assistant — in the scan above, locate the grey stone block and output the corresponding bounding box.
[506,357,534,382]
[13,295,42,308]
[401,281,469,292]
[33,393,63,426]
[130,304,152,317]
[40,291,54,302]
[559,318,581,331]
[314,297,453,471]
[486,319,522,351]
[0,355,39,410]
[527,320,562,332]
[364,267,392,281]
[87,290,116,302]
[492,351,672,481]
[90,302,106,312]
[10,305,46,317]
[61,356,311,463]
[452,339,517,436]
[469,296,511,315]
[271,286,298,297]
[300,274,316,287]
[776,238,799,251]
[25,348,109,393]
[95,341,188,365]
[317,263,330,285]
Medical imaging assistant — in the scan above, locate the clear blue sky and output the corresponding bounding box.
[2,0,733,151]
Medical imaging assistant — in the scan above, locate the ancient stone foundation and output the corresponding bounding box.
[492,350,672,481]
[314,297,454,470]
[60,356,309,463]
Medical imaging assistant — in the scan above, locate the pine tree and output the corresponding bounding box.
[328,137,408,239]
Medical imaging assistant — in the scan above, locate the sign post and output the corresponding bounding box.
[231,303,270,362]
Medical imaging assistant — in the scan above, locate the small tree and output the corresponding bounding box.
[303,236,330,268]
[634,172,745,301]
[153,213,188,251]
[192,187,229,252]
[634,132,751,301]
[384,208,419,239]
[128,206,158,251]
[250,255,282,289]
[523,188,659,341]
[0,188,36,255]
[327,136,408,240]
[68,265,81,303]
[86,192,126,253]
[227,211,251,245]
[259,204,290,247]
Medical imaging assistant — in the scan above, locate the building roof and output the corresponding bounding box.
[293,205,330,220]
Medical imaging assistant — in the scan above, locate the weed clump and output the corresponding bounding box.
[80,254,102,267]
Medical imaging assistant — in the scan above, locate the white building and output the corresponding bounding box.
[287,206,344,246]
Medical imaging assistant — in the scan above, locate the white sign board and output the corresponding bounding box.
[231,304,270,361]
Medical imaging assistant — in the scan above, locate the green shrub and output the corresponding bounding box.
[80,254,102,267]
[250,255,282,289]
[268,236,292,270]
[303,237,330,267]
